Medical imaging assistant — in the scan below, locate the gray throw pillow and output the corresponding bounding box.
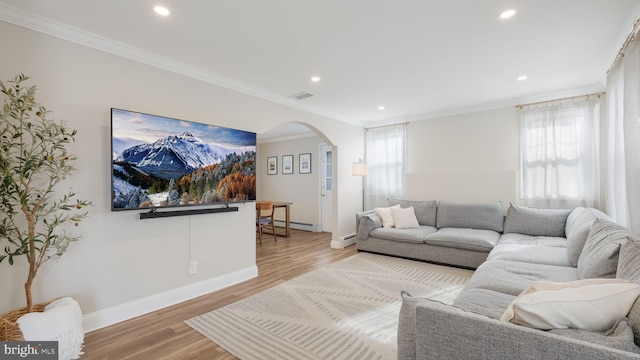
[503,203,571,237]
[387,198,437,227]
[618,237,640,284]
[565,207,605,267]
[356,214,382,241]
[549,318,640,354]
[618,238,640,346]
[577,218,637,279]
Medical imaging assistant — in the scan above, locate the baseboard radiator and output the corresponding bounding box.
[274,220,320,232]
[331,233,357,249]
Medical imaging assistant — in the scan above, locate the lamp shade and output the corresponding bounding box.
[352,162,368,176]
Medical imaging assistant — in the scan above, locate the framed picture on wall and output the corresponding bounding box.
[299,153,311,174]
[282,155,294,174]
[267,156,277,175]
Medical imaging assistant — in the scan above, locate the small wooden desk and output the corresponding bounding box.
[256,201,293,237]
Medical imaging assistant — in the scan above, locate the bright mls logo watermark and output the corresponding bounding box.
[1,341,57,359]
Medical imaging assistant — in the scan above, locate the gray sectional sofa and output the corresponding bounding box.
[355,199,640,359]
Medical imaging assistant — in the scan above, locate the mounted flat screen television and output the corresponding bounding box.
[111,108,256,211]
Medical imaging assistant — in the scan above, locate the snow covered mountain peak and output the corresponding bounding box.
[176,131,199,142]
[115,132,224,179]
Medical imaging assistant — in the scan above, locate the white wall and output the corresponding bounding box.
[0,20,364,328]
[405,107,519,211]
[257,135,324,227]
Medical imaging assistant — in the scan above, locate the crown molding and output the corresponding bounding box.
[0,3,363,127]
[365,83,606,128]
[257,132,318,144]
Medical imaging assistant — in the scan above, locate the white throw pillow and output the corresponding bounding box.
[375,204,400,228]
[501,279,640,331]
[391,206,420,229]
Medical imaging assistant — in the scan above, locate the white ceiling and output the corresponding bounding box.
[1,0,638,141]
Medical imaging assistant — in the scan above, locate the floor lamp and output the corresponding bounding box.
[352,160,368,211]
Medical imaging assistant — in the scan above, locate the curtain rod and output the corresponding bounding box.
[365,122,409,131]
[607,16,640,75]
[515,91,605,109]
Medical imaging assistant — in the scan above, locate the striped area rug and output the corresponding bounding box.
[185,252,473,360]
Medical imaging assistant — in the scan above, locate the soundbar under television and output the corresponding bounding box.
[111,108,256,211]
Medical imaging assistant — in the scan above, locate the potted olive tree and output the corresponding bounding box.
[0,74,90,345]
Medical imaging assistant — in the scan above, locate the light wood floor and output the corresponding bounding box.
[82,230,358,360]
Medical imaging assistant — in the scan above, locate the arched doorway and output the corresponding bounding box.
[256,122,336,236]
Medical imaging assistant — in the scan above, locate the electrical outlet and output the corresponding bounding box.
[189,260,197,274]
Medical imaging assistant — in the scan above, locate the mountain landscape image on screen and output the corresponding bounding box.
[111,108,256,210]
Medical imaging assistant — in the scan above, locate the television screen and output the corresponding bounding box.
[111,108,256,211]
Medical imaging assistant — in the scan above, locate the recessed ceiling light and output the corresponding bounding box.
[378,106,385,110]
[311,76,321,82]
[499,9,516,19]
[517,75,528,81]
[154,6,170,16]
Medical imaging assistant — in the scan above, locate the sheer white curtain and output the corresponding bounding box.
[605,33,640,231]
[520,98,600,209]
[365,124,406,209]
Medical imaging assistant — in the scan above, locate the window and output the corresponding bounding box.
[324,150,332,191]
[520,98,600,208]
[365,124,407,209]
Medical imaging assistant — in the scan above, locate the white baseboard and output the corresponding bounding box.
[82,265,258,333]
[331,233,357,249]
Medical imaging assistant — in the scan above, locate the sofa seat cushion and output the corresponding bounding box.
[465,260,579,296]
[424,228,499,252]
[436,201,504,232]
[487,244,572,267]
[497,233,567,247]
[453,288,516,320]
[369,225,437,244]
[503,203,571,237]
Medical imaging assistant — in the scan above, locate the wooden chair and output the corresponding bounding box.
[256,202,277,244]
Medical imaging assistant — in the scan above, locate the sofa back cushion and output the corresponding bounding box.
[503,203,571,237]
[387,198,437,227]
[436,202,503,232]
[577,218,637,279]
[565,207,610,266]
